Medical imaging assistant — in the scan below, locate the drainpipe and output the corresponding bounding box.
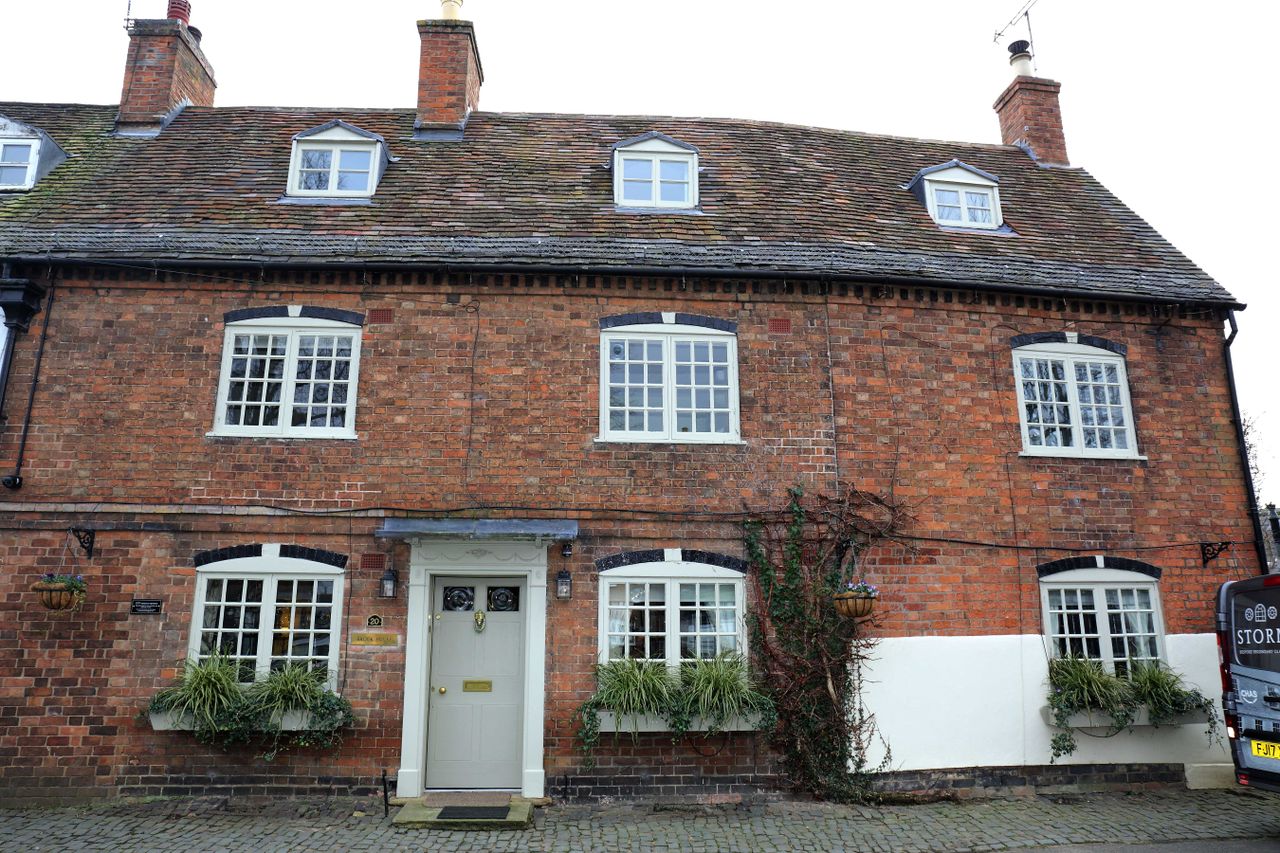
[1,277,55,490]
[1224,311,1268,573]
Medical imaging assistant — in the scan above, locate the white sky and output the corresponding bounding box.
[4,0,1277,507]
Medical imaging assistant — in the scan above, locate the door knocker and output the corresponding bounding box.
[473,610,487,633]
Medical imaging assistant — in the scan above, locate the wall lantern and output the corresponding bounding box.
[555,569,572,601]
[378,567,399,599]
[560,541,573,559]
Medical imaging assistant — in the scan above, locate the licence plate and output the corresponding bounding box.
[1250,740,1280,760]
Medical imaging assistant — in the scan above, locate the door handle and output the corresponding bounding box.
[437,686,447,695]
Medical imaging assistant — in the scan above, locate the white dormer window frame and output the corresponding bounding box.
[286,121,388,199]
[612,133,699,210]
[906,161,1004,231]
[0,138,39,191]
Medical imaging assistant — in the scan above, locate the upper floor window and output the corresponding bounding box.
[599,313,739,443]
[0,115,68,192]
[904,159,1003,230]
[1012,337,1138,458]
[612,131,699,209]
[1039,562,1165,677]
[189,544,346,686]
[212,307,363,439]
[286,120,391,199]
[597,551,747,665]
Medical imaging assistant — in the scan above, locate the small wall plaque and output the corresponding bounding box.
[130,598,163,615]
[366,615,384,628]
[350,632,398,647]
[462,680,493,693]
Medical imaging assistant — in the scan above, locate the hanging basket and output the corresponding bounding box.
[30,582,85,612]
[832,592,875,619]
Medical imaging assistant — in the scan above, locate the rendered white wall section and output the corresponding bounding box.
[861,633,1227,771]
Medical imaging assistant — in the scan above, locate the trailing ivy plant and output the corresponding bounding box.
[149,658,355,761]
[1047,657,1220,761]
[744,485,909,803]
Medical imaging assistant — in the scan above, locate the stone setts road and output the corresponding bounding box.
[1,789,1279,852]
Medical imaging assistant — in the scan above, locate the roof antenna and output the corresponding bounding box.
[993,0,1043,72]
[123,0,132,29]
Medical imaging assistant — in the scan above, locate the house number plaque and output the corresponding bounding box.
[462,680,493,692]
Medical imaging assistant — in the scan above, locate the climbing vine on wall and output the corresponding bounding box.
[745,485,910,802]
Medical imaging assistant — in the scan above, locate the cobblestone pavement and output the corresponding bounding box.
[1,789,1279,853]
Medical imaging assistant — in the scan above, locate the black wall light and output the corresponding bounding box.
[378,566,399,598]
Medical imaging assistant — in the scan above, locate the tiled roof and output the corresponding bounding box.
[0,102,1236,306]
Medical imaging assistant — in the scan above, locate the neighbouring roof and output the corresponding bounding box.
[0,102,1236,306]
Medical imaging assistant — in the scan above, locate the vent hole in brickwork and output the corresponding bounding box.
[360,553,387,571]
[767,318,791,334]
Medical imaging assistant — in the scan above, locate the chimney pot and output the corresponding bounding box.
[166,0,191,24]
[439,0,464,20]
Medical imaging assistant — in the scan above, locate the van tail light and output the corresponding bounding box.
[1225,712,1238,740]
[1217,629,1233,693]
[1238,773,1250,786]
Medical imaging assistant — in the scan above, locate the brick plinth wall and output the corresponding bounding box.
[0,265,1259,801]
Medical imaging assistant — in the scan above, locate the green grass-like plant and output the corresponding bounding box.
[149,654,244,733]
[676,652,774,736]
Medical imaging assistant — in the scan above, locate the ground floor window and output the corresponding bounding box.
[190,551,345,684]
[598,559,745,664]
[1040,567,1164,676]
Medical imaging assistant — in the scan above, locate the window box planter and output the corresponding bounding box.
[148,709,313,731]
[1038,705,1211,731]
[596,711,762,734]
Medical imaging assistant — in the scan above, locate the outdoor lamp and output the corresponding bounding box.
[378,566,399,599]
[556,569,572,600]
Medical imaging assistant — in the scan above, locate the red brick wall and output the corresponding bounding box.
[118,20,216,129]
[0,267,1259,799]
[993,76,1068,166]
[416,20,482,129]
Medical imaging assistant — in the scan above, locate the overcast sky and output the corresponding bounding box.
[4,0,1277,509]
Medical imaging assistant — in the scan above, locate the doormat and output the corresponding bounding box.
[435,806,511,820]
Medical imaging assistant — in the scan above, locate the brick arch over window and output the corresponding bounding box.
[224,306,365,326]
[193,543,348,569]
[1035,555,1161,580]
[599,313,736,333]
[1009,331,1126,356]
[594,548,747,574]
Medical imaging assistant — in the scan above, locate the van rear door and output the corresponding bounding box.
[1218,576,1280,792]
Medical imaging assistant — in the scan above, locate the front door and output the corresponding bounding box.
[425,576,525,789]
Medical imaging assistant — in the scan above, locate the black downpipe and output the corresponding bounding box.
[2,281,55,490]
[1224,311,1268,573]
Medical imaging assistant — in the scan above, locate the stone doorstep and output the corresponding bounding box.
[393,796,534,830]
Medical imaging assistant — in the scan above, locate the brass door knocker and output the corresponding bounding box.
[473,610,487,633]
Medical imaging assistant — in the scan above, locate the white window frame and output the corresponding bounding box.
[597,559,747,668]
[189,548,346,690]
[612,138,699,209]
[1039,567,1166,676]
[211,314,362,439]
[1013,341,1139,459]
[286,125,382,199]
[598,322,740,444]
[0,137,40,191]
[918,164,1003,230]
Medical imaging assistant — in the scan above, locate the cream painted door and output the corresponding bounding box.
[425,577,525,789]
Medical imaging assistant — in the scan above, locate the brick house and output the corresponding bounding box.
[0,2,1264,803]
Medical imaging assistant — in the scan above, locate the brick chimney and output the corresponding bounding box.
[993,40,1068,166]
[416,1,484,136]
[116,1,216,137]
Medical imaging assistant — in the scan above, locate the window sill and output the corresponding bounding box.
[276,196,373,206]
[1018,451,1147,462]
[594,436,745,446]
[612,205,704,215]
[206,431,360,441]
[596,711,762,733]
[150,709,314,731]
[1038,705,1210,731]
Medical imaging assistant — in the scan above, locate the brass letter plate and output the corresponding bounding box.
[350,632,398,646]
[462,680,493,692]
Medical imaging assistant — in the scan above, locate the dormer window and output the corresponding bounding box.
[0,115,68,192]
[286,120,392,200]
[612,132,699,210]
[904,160,1004,231]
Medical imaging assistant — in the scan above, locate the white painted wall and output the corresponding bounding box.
[860,633,1228,771]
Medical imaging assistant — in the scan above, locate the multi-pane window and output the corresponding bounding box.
[1043,577,1163,676]
[600,565,745,665]
[295,145,374,195]
[618,156,694,207]
[214,319,361,438]
[192,562,344,685]
[931,184,996,226]
[600,326,738,442]
[1013,343,1137,457]
[0,140,36,189]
